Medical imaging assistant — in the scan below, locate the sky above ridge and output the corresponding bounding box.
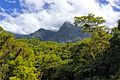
[0,0,120,34]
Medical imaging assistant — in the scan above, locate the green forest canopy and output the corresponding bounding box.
[0,14,120,80]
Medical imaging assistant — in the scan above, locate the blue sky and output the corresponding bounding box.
[0,0,120,34]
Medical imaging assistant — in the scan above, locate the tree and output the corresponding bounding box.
[74,13,105,32]
[73,14,111,80]
[74,13,111,60]
[117,19,120,30]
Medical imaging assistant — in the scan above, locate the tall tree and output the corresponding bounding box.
[73,14,111,80]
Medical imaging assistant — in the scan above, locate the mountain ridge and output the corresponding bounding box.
[15,21,89,43]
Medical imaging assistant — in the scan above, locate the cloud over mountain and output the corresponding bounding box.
[0,0,120,34]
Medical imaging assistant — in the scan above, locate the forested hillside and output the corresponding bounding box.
[1,14,120,80]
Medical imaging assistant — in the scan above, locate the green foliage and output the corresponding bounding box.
[74,13,105,29]
[0,15,120,80]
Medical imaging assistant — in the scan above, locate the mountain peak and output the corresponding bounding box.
[62,21,73,27]
[15,21,89,43]
[63,21,72,25]
[59,21,73,31]
[37,28,46,32]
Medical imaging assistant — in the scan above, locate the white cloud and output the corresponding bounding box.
[20,0,44,10]
[0,0,120,34]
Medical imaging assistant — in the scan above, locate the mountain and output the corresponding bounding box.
[15,21,89,43]
[29,28,56,40]
[15,28,56,40]
[48,21,89,42]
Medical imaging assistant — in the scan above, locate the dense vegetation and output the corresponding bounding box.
[0,14,120,80]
